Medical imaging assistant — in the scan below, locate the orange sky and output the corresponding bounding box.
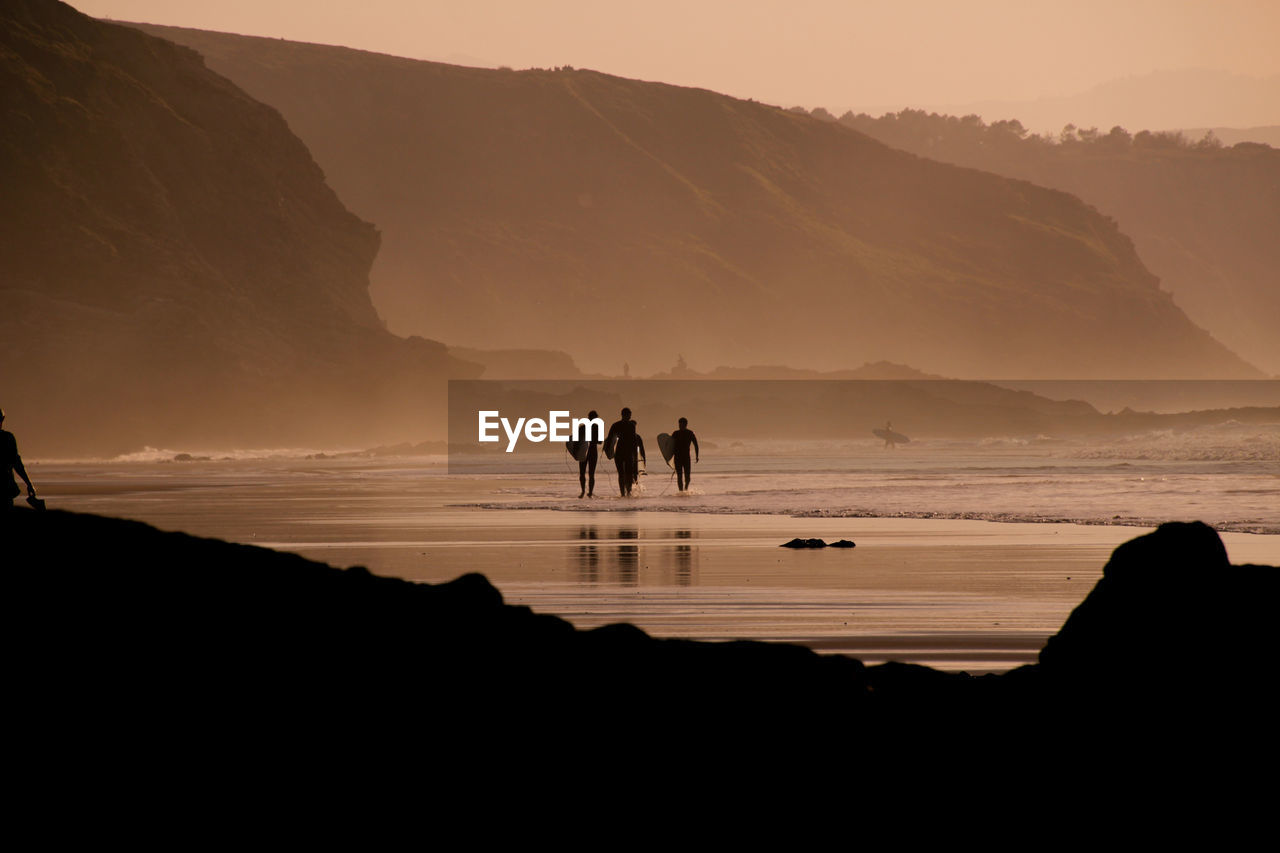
[74,0,1280,113]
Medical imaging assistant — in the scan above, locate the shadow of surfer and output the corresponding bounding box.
[605,407,646,497]
[2,407,41,510]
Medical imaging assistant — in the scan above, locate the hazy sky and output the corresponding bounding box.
[74,0,1280,111]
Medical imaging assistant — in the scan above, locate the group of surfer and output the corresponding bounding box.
[572,407,699,498]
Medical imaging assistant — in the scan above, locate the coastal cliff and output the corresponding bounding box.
[1,0,473,455]
[130,23,1259,380]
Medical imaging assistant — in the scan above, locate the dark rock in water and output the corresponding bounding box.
[781,538,828,548]
[781,538,855,548]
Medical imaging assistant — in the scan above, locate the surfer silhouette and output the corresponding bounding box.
[576,409,602,498]
[671,417,699,491]
[1,408,38,510]
[605,407,644,497]
[883,420,897,450]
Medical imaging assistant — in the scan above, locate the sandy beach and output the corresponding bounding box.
[31,455,1280,672]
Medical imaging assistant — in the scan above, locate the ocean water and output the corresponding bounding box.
[459,424,1280,534]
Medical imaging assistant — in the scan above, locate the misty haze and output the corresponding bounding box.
[3,1,1278,780]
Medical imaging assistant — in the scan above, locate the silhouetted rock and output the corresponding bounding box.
[1038,521,1277,713]
[782,538,829,548]
[780,538,856,548]
[5,508,1275,770]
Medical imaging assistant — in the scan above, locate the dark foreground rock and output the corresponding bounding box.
[5,509,1277,776]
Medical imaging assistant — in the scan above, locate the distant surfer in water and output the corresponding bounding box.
[1,407,38,510]
[671,417,699,491]
[605,407,645,497]
[577,410,601,498]
[883,420,897,450]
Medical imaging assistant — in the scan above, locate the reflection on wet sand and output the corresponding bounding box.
[618,528,638,585]
[575,526,599,582]
[673,529,694,587]
[574,526,699,587]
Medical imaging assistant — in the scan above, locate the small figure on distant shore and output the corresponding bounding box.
[672,417,699,491]
[1,407,39,510]
[605,407,645,497]
[883,420,897,450]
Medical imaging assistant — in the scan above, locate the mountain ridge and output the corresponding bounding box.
[902,69,1280,137]
[127,23,1260,381]
[832,109,1280,375]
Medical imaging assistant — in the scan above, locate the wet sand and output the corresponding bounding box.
[31,458,1280,672]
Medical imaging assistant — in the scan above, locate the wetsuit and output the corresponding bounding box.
[671,427,699,491]
[606,419,639,496]
[577,423,601,497]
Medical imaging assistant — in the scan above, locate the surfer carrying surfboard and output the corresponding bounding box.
[604,408,645,497]
[873,420,910,449]
[670,417,699,491]
[574,410,602,498]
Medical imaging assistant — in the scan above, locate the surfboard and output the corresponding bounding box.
[566,439,589,462]
[603,432,617,460]
[657,433,676,468]
[872,428,910,444]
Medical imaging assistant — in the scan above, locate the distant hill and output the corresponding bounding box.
[645,359,944,381]
[447,378,1280,451]
[835,110,1280,375]
[0,1,476,455]
[918,69,1280,138]
[452,349,944,381]
[129,24,1259,380]
[1173,126,1280,148]
[449,347,587,380]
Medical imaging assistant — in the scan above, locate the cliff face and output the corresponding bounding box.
[130,24,1258,380]
[0,1,468,454]
[840,110,1280,375]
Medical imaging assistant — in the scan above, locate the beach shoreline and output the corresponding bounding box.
[24,456,1280,671]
